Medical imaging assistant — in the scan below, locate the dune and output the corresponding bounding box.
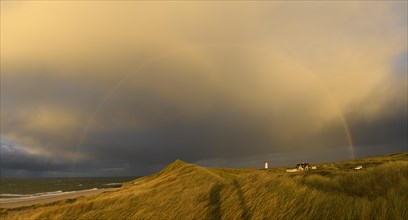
[1,152,407,219]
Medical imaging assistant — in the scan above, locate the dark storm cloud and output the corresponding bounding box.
[347,99,407,148]
[0,138,141,177]
[1,1,407,177]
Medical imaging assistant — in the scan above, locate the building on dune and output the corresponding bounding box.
[286,162,317,172]
[296,162,310,170]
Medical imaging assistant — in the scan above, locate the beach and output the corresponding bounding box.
[0,188,117,209]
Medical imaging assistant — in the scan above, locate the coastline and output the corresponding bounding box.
[0,188,117,209]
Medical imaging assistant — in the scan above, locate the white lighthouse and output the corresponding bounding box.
[264,160,268,169]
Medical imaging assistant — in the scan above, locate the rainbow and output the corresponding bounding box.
[76,43,355,160]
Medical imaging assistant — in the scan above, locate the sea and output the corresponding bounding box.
[0,177,136,200]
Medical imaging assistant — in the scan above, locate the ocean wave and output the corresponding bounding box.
[0,188,98,201]
[0,193,28,197]
[0,190,63,198]
[104,183,122,186]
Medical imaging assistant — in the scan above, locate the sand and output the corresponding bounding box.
[0,188,117,209]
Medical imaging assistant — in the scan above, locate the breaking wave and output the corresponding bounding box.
[0,188,98,200]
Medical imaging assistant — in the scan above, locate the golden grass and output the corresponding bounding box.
[1,152,407,219]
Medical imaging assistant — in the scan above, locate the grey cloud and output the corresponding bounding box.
[1,1,407,177]
[0,138,140,177]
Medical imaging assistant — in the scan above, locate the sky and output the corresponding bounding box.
[1,1,407,177]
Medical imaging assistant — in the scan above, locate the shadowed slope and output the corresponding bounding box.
[2,152,407,220]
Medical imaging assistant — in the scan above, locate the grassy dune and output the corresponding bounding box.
[1,152,407,219]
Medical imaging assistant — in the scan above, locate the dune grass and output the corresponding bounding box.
[1,152,407,219]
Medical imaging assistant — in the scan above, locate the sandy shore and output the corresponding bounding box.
[0,188,117,209]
